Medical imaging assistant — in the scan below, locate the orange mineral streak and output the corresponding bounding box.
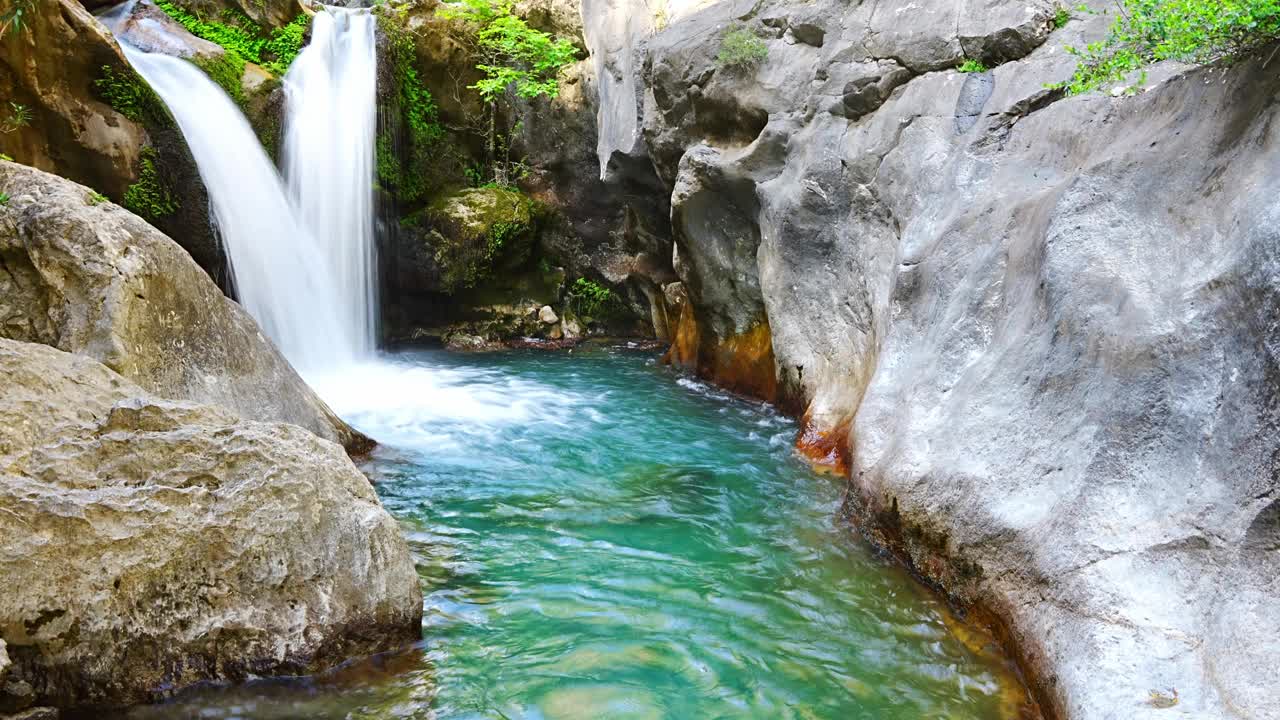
[794,414,852,476]
[662,305,778,403]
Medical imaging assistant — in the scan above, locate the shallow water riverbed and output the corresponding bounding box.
[128,345,1033,720]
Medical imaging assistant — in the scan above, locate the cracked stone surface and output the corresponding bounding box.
[0,338,422,710]
[578,0,1280,717]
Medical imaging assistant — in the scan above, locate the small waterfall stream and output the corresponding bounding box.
[283,8,379,361]
[112,6,378,374]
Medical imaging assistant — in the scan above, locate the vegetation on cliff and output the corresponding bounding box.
[374,4,446,206]
[1062,0,1280,92]
[436,0,577,186]
[152,0,309,75]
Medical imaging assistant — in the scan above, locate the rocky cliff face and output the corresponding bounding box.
[575,0,1280,717]
[0,161,370,452]
[0,337,421,712]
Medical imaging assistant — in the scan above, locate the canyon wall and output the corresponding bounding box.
[577,0,1280,718]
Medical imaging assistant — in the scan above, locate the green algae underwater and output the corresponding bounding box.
[124,345,1034,720]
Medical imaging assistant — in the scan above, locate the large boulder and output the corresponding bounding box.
[0,161,370,452]
[582,0,1280,716]
[0,337,422,711]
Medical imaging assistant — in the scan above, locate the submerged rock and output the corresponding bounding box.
[0,337,422,711]
[0,161,371,452]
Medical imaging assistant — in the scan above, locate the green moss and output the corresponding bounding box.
[94,65,170,126]
[87,191,109,206]
[0,192,9,205]
[123,148,179,222]
[152,0,310,75]
[375,6,446,206]
[193,52,247,103]
[427,186,536,291]
[957,58,989,73]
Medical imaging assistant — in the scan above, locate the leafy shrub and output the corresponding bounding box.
[1053,5,1072,28]
[123,148,179,222]
[957,58,989,73]
[438,0,579,102]
[1058,0,1280,94]
[716,25,768,69]
[567,278,620,319]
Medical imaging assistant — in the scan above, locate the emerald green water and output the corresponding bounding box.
[131,345,1030,719]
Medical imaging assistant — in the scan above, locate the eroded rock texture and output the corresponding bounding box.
[0,338,421,711]
[0,161,370,452]
[578,0,1280,717]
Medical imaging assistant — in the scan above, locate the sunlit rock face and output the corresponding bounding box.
[0,338,422,712]
[0,0,146,199]
[0,161,371,452]
[578,0,1280,717]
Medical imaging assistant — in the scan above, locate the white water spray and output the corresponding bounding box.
[283,7,379,361]
[120,46,355,372]
[108,6,380,374]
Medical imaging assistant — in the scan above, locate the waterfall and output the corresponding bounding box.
[282,7,379,362]
[111,6,380,374]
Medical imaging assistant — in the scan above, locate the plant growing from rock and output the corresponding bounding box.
[0,0,34,37]
[957,58,990,73]
[716,24,768,70]
[0,102,31,133]
[1058,0,1280,94]
[436,0,578,187]
[123,147,179,222]
[0,191,9,205]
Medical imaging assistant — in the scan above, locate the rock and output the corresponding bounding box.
[581,0,1280,716]
[538,305,560,324]
[413,186,538,294]
[172,0,302,31]
[0,161,370,452]
[560,314,583,340]
[0,641,8,686]
[0,338,422,710]
[0,0,146,199]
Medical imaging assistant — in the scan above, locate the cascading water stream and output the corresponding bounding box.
[283,7,379,361]
[120,46,353,372]
[106,5,379,375]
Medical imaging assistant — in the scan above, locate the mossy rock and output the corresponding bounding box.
[425,187,538,293]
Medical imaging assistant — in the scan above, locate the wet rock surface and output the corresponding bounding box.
[0,162,370,452]
[576,0,1280,717]
[0,338,422,711]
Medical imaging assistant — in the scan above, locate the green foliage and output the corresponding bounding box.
[262,14,310,75]
[567,278,619,319]
[437,0,578,102]
[0,192,9,205]
[94,65,170,126]
[957,58,990,73]
[0,101,31,133]
[87,191,109,206]
[152,0,309,76]
[0,153,12,162]
[123,148,179,222]
[1054,5,1073,28]
[1058,0,1280,94]
[0,0,34,37]
[193,52,247,103]
[374,7,445,205]
[716,24,768,69]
